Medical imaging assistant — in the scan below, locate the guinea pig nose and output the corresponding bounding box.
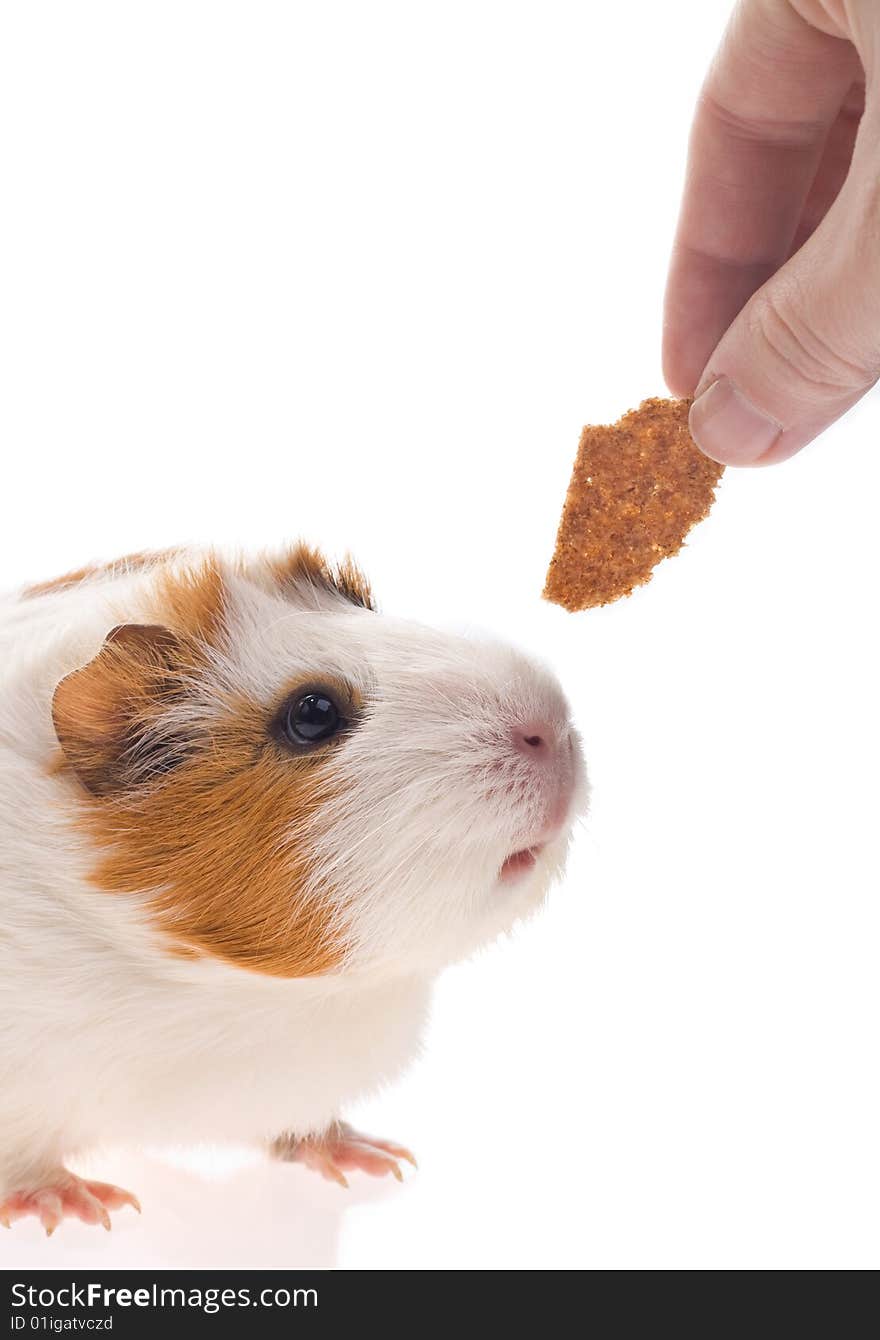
[511,722,556,761]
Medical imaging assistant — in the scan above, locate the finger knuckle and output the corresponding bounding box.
[751,293,878,398]
[699,88,827,151]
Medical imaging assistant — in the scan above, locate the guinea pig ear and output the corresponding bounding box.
[263,542,376,612]
[52,623,194,797]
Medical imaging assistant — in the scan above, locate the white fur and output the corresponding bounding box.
[0,551,586,1196]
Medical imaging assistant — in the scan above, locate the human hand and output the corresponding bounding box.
[663,0,879,465]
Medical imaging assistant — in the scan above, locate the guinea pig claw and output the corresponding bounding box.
[307,1148,350,1189]
[381,1142,417,1169]
[87,1180,141,1215]
[35,1191,63,1237]
[323,1162,350,1191]
[0,1171,141,1233]
[273,1121,417,1188]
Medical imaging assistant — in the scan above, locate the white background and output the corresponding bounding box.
[1,0,877,1270]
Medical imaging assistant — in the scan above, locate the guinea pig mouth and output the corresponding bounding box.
[499,844,544,884]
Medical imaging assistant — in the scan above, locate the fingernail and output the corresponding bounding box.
[690,376,782,464]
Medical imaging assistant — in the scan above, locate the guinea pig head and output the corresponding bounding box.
[51,546,587,980]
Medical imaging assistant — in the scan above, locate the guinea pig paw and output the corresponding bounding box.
[0,1172,141,1235]
[273,1120,417,1189]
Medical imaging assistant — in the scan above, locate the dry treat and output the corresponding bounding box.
[543,397,724,611]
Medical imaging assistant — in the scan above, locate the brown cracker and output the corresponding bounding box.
[543,397,724,611]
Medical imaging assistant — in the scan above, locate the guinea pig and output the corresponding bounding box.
[0,543,586,1232]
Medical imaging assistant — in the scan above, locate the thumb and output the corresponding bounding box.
[688,139,880,466]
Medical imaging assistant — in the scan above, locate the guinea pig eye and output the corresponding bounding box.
[283,691,343,746]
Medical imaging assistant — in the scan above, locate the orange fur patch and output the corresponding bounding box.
[52,624,195,796]
[267,542,376,611]
[54,560,344,978]
[52,559,228,795]
[85,712,344,978]
[24,548,182,599]
[150,556,228,647]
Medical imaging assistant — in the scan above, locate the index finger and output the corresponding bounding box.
[662,0,858,396]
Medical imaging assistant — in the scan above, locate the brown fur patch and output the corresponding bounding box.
[24,548,182,599]
[83,696,344,978]
[267,542,376,611]
[52,624,195,795]
[51,552,346,977]
[150,556,228,647]
[53,557,344,978]
[52,559,229,795]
